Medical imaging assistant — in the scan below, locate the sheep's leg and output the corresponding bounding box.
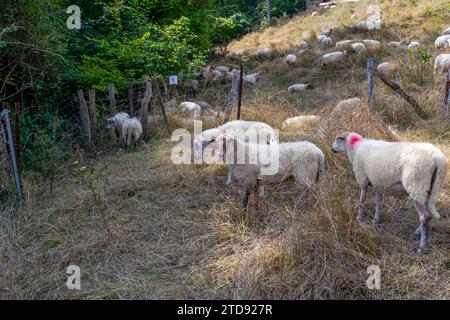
[357,186,368,221]
[226,166,232,186]
[374,192,382,223]
[242,188,251,210]
[414,201,432,253]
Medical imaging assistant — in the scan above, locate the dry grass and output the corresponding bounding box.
[1,0,450,300]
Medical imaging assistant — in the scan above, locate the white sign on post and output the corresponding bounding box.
[169,76,178,85]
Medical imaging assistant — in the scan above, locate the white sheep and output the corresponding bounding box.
[106,112,130,146]
[434,54,450,73]
[243,73,260,85]
[442,27,450,35]
[362,39,382,50]
[336,40,354,50]
[281,115,321,130]
[331,132,448,253]
[333,97,361,112]
[322,51,346,66]
[311,11,318,17]
[215,66,230,73]
[299,41,310,51]
[351,42,367,54]
[258,48,271,58]
[317,35,333,47]
[408,41,420,50]
[387,41,402,48]
[193,120,278,185]
[355,20,382,31]
[122,118,143,152]
[288,83,314,93]
[178,102,202,118]
[211,135,325,208]
[435,35,450,49]
[285,54,298,67]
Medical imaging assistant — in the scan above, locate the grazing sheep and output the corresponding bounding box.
[322,51,346,66]
[243,73,260,85]
[408,41,420,50]
[288,83,314,93]
[194,120,278,185]
[333,97,361,112]
[362,39,382,50]
[317,35,333,47]
[178,102,202,118]
[211,135,325,208]
[122,118,143,152]
[443,27,450,35]
[377,62,391,73]
[258,48,271,58]
[331,132,448,253]
[321,28,333,37]
[106,112,130,146]
[285,54,298,67]
[282,115,321,130]
[351,42,367,54]
[435,35,450,49]
[399,39,411,46]
[336,40,354,50]
[299,41,310,51]
[311,11,318,17]
[355,19,382,30]
[434,54,450,73]
[388,41,402,48]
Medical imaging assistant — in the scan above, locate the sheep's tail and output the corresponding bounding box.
[427,155,448,219]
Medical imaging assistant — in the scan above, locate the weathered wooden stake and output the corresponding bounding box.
[128,84,134,117]
[78,89,94,156]
[14,102,20,166]
[108,83,116,114]
[140,81,153,140]
[367,58,375,112]
[88,90,96,132]
[225,72,240,122]
[154,78,168,125]
[445,66,450,121]
[1,102,8,110]
[237,64,244,120]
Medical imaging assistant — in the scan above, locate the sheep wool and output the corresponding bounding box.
[282,115,320,130]
[336,40,354,50]
[435,35,450,49]
[434,54,450,73]
[288,83,314,93]
[285,54,298,66]
[442,27,450,35]
[322,51,346,66]
[351,42,367,53]
[333,97,361,112]
[122,118,143,151]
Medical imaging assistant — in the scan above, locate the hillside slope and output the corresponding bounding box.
[1,0,449,299]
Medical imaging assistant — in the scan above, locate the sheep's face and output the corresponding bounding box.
[106,119,115,129]
[331,133,349,153]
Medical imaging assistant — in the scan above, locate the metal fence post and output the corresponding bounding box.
[1,109,23,205]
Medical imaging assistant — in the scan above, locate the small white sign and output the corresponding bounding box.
[169,76,178,85]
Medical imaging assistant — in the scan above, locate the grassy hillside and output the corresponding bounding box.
[1,0,449,299]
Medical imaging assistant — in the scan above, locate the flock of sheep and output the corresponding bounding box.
[103,21,450,254]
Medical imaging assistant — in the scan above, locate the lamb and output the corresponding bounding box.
[106,112,130,146]
[443,27,450,35]
[333,97,361,112]
[210,135,325,208]
[434,54,450,73]
[331,132,448,253]
[362,39,382,50]
[288,83,314,93]
[285,54,298,67]
[351,42,367,54]
[281,115,321,130]
[322,51,346,66]
[193,120,278,185]
[435,35,450,49]
[317,35,333,47]
[336,40,354,50]
[243,73,260,85]
[122,118,143,152]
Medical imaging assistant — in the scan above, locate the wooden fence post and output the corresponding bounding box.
[368,58,375,112]
[108,83,116,114]
[237,64,244,120]
[225,72,240,122]
[88,90,96,133]
[140,81,153,140]
[128,84,134,117]
[445,66,450,121]
[14,102,20,167]
[1,102,8,110]
[154,78,168,125]
[78,89,94,156]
